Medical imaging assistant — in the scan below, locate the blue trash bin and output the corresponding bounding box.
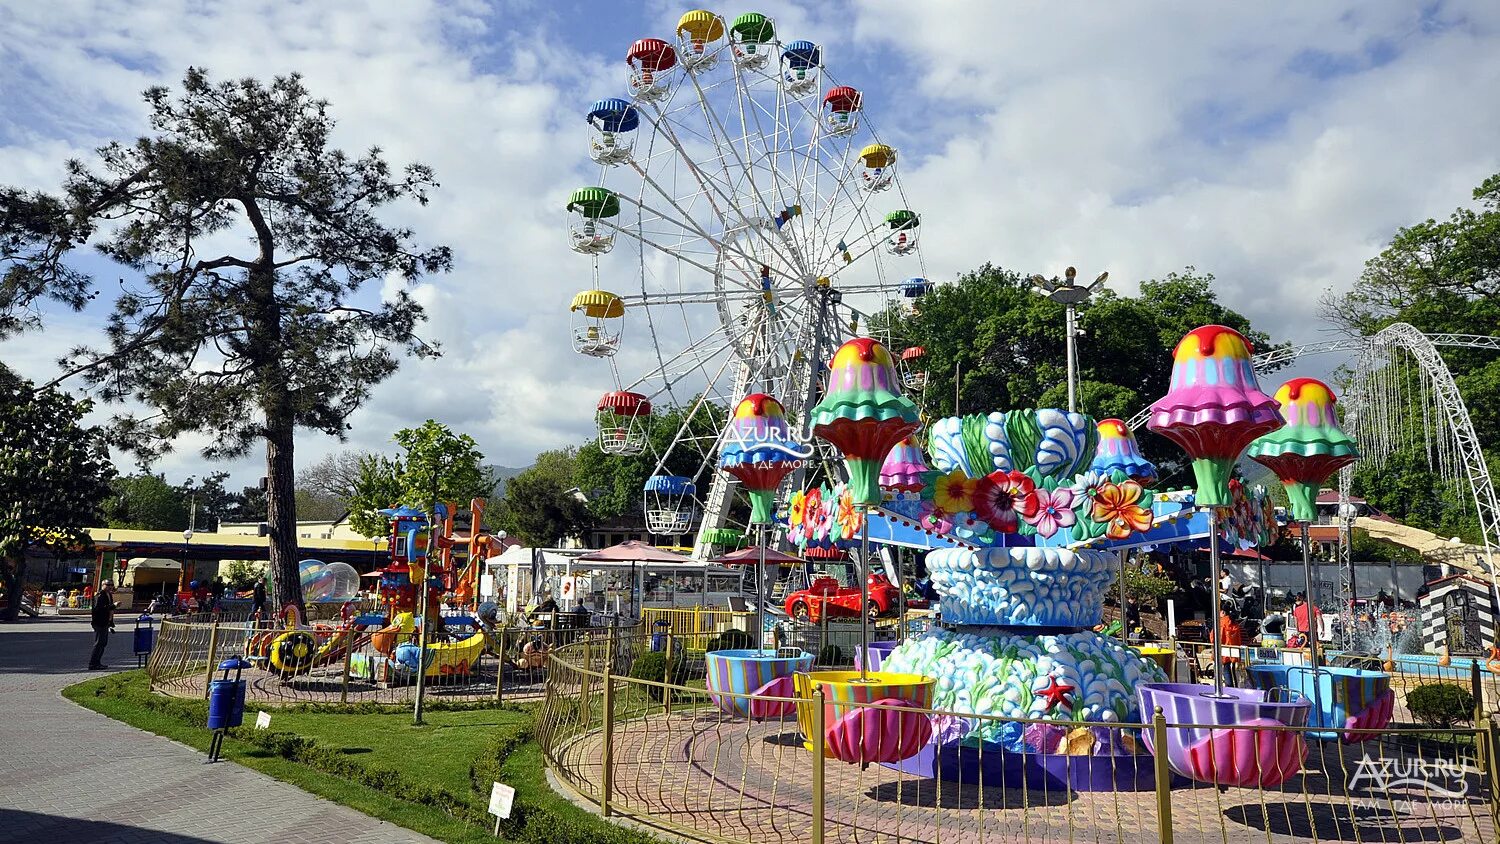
[133,614,156,656]
[650,619,671,652]
[207,678,246,730]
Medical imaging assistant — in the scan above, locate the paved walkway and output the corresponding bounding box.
[0,616,438,844]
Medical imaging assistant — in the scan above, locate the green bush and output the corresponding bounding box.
[707,628,755,652]
[627,650,692,701]
[1407,682,1476,728]
[817,644,846,666]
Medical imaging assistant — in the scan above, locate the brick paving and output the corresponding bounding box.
[0,616,437,844]
[551,705,1498,844]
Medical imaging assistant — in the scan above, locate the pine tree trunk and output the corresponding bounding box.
[265,417,304,616]
[1,557,23,622]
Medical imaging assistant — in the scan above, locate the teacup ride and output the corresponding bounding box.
[1135,645,1177,678]
[1245,664,1393,742]
[705,649,814,719]
[854,639,900,672]
[1138,682,1311,787]
[795,670,936,765]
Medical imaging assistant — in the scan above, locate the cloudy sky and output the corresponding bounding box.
[3,1,1498,488]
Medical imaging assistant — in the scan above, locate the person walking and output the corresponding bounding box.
[251,580,268,621]
[88,581,116,670]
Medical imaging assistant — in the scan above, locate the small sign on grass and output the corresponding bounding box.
[489,781,516,836]
[255,711,271,730]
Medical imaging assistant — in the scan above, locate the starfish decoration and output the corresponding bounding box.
[1034,675,1076,713]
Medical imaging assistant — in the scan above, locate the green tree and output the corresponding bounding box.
[1324,173,1500,544]
[1,70,451,612]
[346,454,404,538]
[345,421,494,537]
[882,265,1282,486]
[572,401,728,523]
[501,448,593,546]
[0,189,94,338]
[293,489,346,522]
[0,366,116,621]
[106,473,189,531]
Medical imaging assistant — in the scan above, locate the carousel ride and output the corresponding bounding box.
[561,8,1396,790]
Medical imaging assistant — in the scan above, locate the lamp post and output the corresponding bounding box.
[1029,267,1108,413]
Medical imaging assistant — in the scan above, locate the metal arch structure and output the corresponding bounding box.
[1125,325,1500,611]
[1334,325,1500,615]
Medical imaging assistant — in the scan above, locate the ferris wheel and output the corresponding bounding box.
[565,10,931,556]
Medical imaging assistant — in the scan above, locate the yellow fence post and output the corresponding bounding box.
[201,620,221,700]
[601,672,615,818]
[663,632,674,716]
[1475,661,1487,774]
[1487,718,1500,831]
[1153,708,1174,844]
[810,686,826,844]
[340,627,355,705]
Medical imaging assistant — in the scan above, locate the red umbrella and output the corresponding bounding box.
[710,546,805,566]
[575,539,691,563]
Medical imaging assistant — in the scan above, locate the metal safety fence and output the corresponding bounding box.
[146,615,641,706]
[538,633,1500,844]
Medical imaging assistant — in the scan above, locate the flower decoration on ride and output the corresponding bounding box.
[805,487,827,541]
[972,470,1037,534]
[834,488,864,539]
[931,469,978,515]
[1090,480,1153,540]
[1016,485,1077,539]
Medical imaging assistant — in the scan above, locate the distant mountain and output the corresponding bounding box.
[486,465,528,497]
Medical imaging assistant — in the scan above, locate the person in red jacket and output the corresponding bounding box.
[1216,606,1244,687]
[1292,593,1321,641]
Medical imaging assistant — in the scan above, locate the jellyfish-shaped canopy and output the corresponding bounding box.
[858,143,896,191]
[586,98,639,132]
[567,188,621,254]
[811,338,923,505]
[720,393,804,524]
[1147,325,1284,507]
[1247,378,1360,523]
[902,278,933,298]
[880,436,930,493]
[885,210,920,255]
[596,390,652,455]
[570,290,625,357]
[643,474,698,535]
[1091,418,1158,486]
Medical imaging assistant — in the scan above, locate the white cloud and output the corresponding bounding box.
[3,0,1499,492]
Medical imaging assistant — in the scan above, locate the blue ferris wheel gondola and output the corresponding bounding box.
[643,474,697,496]
[586,98,640,132]
[902,277,933,298]
[781,40,821,69]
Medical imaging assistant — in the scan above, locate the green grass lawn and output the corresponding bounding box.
[64,671,650,844]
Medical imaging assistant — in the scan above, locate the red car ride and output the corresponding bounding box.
[784,573,902,623]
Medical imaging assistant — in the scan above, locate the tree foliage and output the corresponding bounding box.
[106,473,189,531]
[0,69,451,611]
[572,401,728,524]
[881,265,1282,486]
[345,421,494,538]
[500,448,592,546]
[297,450,370,501]
[1324,173,1500,545]
[0,366,116,620]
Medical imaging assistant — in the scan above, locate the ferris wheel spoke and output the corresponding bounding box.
[598,217,722,277]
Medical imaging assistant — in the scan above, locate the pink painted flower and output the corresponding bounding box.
[1017,485,1077,538]
[973,470,1037,534]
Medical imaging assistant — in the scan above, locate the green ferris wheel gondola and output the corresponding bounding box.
[730,12,775,44]
[885,209,919,230]
[566,187,621,219]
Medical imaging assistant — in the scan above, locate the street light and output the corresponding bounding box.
[1029,267,1108,413]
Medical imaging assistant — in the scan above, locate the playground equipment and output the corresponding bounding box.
[297,559,360,603]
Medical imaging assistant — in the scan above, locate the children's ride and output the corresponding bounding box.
[782,573,900,623]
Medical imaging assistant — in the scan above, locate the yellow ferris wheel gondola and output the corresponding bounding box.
[570,289,625,357]
[676,10,726,72]
[857,143,896,192]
